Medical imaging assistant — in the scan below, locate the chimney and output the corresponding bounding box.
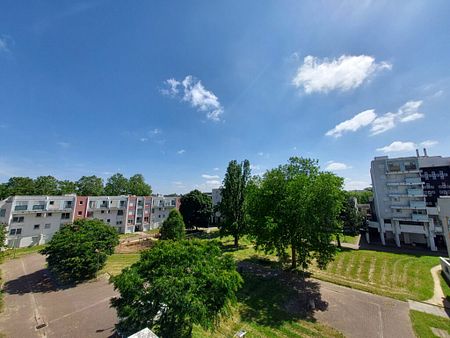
[416,149,420,157]
[423,148,428,157]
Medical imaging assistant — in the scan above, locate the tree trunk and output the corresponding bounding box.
[291,246,297,269]
[234,235,239,248]
[337,234,341,248]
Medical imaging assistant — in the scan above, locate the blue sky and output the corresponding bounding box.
[0,0,449,194]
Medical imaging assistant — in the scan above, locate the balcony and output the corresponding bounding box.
[412,214,429,222]
[32,204,46,210]
[410,201,426,209]
[407,189,424,197]
[14,205,28,211]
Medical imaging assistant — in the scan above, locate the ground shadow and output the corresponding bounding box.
[236,259,328,328]
[3,268,79,295]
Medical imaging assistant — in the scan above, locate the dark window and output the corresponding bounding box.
[34,224,40,230]
[61,213,70,220]
[49,201,54,205]
[36,213,42,217]
[117,210,124,216]
[78,211,82,216]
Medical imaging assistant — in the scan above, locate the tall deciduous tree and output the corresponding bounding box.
[105,173,129,196]
[111,240,242,337]
[128,174,152,196]
[160,209,186,240]
[247,157,344,269]
[340,193,364,236]
[0,183,8,199]
[34,175,59,195]
[0,223,6,252]
[58,180,77,195]
[76,176,104,196]
[179,190,212,230]
[41,219,119,282]
[219,159,251,247]
[5,177,35,196]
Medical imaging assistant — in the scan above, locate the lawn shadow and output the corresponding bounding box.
[186,229,222,240]
[236,259,328,328]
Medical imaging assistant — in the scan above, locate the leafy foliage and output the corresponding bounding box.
[76,175,105,196]
[218,160,251,247]
[57,180,77,195]
[41,219,119,282]
[160,209,186,240]
[0,223,6,252]
[340,193,365,236]
[105,173,129,195]
[34,175,59,195]
[346,188,373,204]
[247,157,344,269]
[179,189,212,229]
[128,174,152,196]
[111,240,243,337]
[4,177,35,196]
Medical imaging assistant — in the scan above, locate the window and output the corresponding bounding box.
[107,210,111,214]
[101,210,105,214]
[79,200,84,205]
[14,202,28,211]
[32,203,45,210]
[78,211,82,216]
[36,213,42,217]
[117,210,124,216]
[116,221,123,225]
[87,211,93,218]
[107,219,111,223]
[144,217,149,222]
[16,228,22,234]
[61,213,70,220]
[34,224,40,230]
[12,216,24,223]
[49,201,54,205]
[128,219,133,224]
[158,215,161,218]
[47,212,52,217]
[44,224,51,229]
[120,201,126,207]
[64,201,73,208]
[9,228,22,235]
[0,209,5,217]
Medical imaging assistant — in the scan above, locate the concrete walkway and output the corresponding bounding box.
[427,265,446,307]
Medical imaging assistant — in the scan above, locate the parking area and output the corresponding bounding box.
[0,254,117,338]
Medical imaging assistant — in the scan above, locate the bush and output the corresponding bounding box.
[160,209,186,240]
[41,219,119,283]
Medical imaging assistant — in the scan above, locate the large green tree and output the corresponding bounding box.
[179,190,212,230]
[34,175,59,195]
[105,173,129,196]
[41,219,119,282]
[218,159,251,247]
[0,223,6,253]
[57,180,77,195]
[0,183,8,199]
[247,157,344,269]
[76,175,104,196]
[340,193,364,237]
[5,177,35,196]
[128,174,152,196]
[160,209,186,240]
[111,240,242,337]
[347,188,373,204]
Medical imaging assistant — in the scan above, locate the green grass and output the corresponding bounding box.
[341,235,360,245]
[101,253,140,276]
[193,272,343,338]
[3,245,46,260]
[410,310,450,338]
[310,249,439,301]
[439,271,450,301]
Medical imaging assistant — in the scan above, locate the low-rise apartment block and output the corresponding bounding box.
[369,150,450,251]
[0,194,180,248]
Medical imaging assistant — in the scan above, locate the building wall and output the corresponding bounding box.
[150,195,179,229]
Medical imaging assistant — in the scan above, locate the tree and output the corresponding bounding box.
[41,219,119,282]
[247,157,344,269]
[76,176,104,196]
[347,188,373,204]
[340,194,364,236]
[0,223,6,253]
[5,177,35,196]
[179,190,212,230]
[34,176,59,195]
[160,209,186,240]
[58,180,77,195]
[218,159,251,247]
[105,173,129,196]
[128,174,152,196]
[0,183,8,199]
[111,240,242,337]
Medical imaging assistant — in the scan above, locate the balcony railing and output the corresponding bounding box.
[14,205,28,211]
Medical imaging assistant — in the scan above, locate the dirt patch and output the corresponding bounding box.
[115,238,156,253]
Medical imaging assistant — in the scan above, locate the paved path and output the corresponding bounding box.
[427,265,446,306]
[0,254,117,338]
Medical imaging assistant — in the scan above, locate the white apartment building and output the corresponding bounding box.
[370,150,450,251]
[211,188,223,224]
[1,194,180,248]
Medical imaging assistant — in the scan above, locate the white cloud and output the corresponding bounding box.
[376,141,417,153]
[148,128,161,136]
[420,140,438,147]
[396,100,424,122]
[293,55,391,94]
[139,137,148,142]
[202,174,220,179]
[0,35,12,53]
[325,161,352,171]
[163,75,224,121]
[344,178,371,191]
[370,113,396,135]
[177,149,186,155]
[213,167,220,171]
[326,109,376,137]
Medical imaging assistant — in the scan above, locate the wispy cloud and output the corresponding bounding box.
[148,128,161,136]
[140,137,148,142]
[213,167,220,171]
[162,76,224,121]
[0,35,13,53]
[326,109,376,138]
[326,101,425,138]
[344,178,371,191]
[376,140,438,153]
[325,161,352,171]
[293,55,391,94]
[177,149,186,155]
[202,174,220,180]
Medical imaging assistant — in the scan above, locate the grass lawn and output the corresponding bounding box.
[439,271,450,301]
[340,235,360,245]
[410,310,450,338]
[101,253,140,276]
[3,245,46,260]
[310,249,439,301]
[193,272,343,338]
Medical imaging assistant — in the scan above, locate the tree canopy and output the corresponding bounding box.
[34,175,59,195]
[179,189,212,229]
[111,240,242,337]
[76,175,104,196]
[105,173,129,196]
[128,174,152,196]
[346,188,373,204]
[218,159,251,247]
[160,209,186,240]
[41,219,119,282]
[247,157,344,269]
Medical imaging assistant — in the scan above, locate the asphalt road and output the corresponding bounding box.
[0,253,415,338]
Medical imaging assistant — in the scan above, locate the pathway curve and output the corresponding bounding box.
[427,265,446,306]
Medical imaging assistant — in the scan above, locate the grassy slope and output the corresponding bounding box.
[410,310,450,338]
[101,253,140,276]
[3,245,46,260]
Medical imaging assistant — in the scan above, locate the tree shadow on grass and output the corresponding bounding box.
[236,259,328,328]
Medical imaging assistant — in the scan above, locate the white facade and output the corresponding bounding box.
[370,153,450,251]
[150,195,179,229]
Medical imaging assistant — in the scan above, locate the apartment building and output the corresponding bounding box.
[0,194,180,248]
[369,150,450,251]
